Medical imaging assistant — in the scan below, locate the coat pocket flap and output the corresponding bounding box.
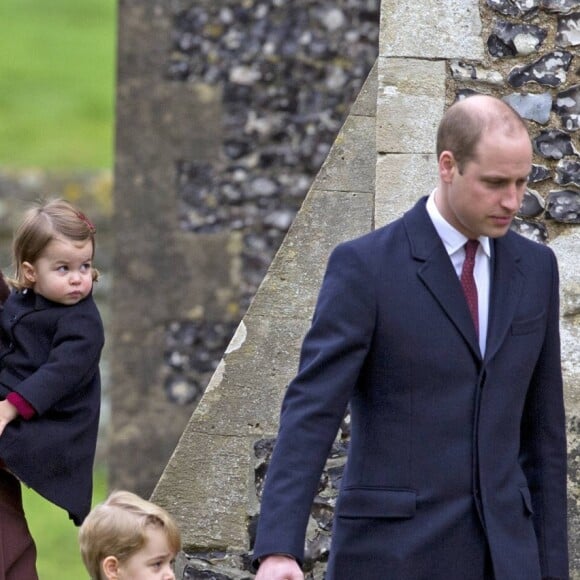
[337,487,417,519]
[511,311,546,335]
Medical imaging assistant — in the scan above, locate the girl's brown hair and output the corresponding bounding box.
[10,198,98,290]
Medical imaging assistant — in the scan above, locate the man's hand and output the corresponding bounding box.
[255,555,304,580]
[0,400,18,437]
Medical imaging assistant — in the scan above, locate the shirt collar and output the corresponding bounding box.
[426,190,491,258]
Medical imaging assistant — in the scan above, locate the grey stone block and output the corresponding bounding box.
[377,58,446,154]
[380,0,484,59]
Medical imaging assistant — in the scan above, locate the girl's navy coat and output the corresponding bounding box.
[0,289,104,525]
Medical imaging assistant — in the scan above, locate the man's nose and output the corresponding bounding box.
[501,183,523,213]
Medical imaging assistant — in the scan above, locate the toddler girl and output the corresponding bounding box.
[0,198,105,578]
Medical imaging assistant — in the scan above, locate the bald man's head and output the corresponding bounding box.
[436,95,530,173]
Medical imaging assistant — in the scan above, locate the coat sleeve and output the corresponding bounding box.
[519,249,569,579]
[11,304,105,416]
[253,241,377,565]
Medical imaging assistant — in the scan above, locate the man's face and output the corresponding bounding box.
[437,128,532,239]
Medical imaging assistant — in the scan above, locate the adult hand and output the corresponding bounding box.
[0,400,18,437]
[255,555,304,580]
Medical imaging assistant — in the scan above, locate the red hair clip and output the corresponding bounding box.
[75,211,96,234]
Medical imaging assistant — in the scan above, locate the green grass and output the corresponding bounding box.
[23,466,108,580]
[0,0,117,169]
[2,3,114,576]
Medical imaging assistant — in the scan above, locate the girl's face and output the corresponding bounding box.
[105,527,176,580]
[22,236,94,305]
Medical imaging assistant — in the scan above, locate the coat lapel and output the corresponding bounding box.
[484,234,524,363]
[403,199,481,358]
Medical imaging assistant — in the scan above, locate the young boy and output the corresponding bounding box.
[78,491,181,580]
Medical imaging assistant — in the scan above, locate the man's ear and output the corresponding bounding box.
[438,151,457,184]
[21,262,36,285]
[102,556,120,580]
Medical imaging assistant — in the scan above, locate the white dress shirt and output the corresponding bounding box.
[426,191,490,355]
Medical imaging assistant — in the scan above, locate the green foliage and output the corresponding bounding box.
[0,0,116,169]
[23,466,108,580]
[2,3,114,575]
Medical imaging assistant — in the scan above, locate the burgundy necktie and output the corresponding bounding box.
[461,239,479,336]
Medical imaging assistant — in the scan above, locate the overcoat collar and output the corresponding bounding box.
[402,197,525,363]
[485,233,525,363]
[16,288,53,311]
[14,289,89,314]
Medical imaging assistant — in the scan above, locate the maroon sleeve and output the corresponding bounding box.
[6,393,37,420]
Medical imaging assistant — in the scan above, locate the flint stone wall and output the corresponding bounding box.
[149,0,580,578]
[110,0,379,497]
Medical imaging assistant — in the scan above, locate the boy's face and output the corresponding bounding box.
[22,236,94,305]
[104,526,176,580]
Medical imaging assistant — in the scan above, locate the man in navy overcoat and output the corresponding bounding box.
[253,95,568,579]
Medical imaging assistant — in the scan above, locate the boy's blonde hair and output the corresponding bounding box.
[10,198,99,290]
[78,490,182,580]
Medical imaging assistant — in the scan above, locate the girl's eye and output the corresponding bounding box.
[80,263,91,273]
[57,266,68,273]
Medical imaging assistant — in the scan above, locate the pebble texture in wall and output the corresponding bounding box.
[454,0,579,244]
[168,0,378,308]
[162,0,379,411]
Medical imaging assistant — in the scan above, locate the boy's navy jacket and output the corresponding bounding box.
[0,289,104,525]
